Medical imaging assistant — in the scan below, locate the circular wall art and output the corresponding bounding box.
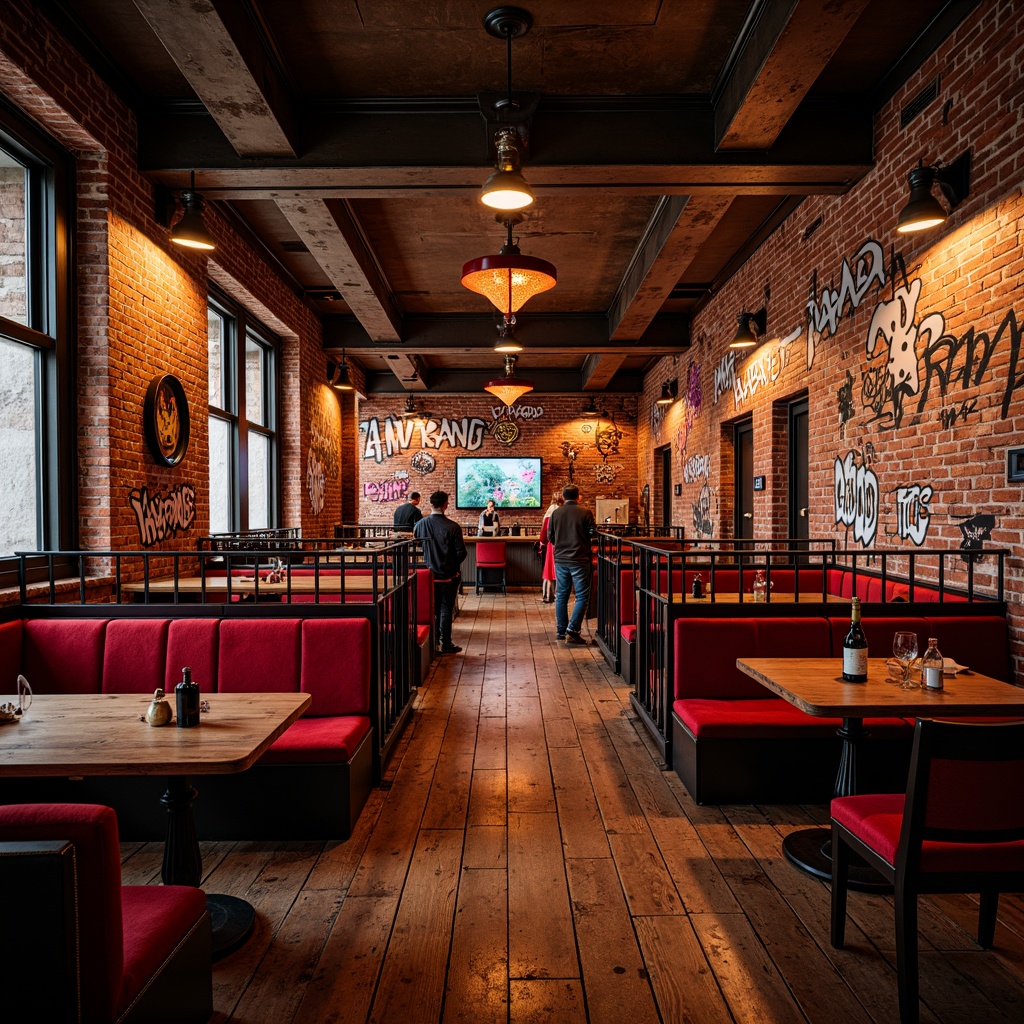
[143,373,190,466]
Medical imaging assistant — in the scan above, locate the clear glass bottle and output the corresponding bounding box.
[921,637,944,690]
[842,596,868,682]
[753,569,767,603]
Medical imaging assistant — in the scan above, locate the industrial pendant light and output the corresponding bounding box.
[480,7,535,211]
[896,152,971,233]
[484,353,534,406]
[327,352,354,392]
[462,214,556,317]
[729,308,767,350]
[170,171,216,251]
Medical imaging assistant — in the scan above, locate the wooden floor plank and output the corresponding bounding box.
[112,590,1024,1023]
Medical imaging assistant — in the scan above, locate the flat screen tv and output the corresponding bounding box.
[455,456,542,510]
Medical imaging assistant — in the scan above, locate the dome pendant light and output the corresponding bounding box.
[170,170,216,251]
[462,214,556,315]
[480,7,535,212]
[484,353,534,407]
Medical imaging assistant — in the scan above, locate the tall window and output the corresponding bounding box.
[0,110,73,582]
[207,294,278,533]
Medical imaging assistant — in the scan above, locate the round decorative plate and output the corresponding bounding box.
[143,374,190,466]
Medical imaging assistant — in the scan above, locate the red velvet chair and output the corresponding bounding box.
[475,540,507,594]
[830,719,1024,1024]
[0,803,212,1024]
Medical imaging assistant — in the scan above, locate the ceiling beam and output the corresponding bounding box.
[132,0,296,158]
[363,368,647,396]
[275,196,402,343]
[580,353,628,391]
[608,193,734,340]
[714,0,871,150]
[323,313,691,353]
[383,353,430,392]
[138,98,873,195]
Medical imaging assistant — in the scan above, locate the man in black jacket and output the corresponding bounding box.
[548,484,596,644]
[393,491,422,533]
[414,490,467,654]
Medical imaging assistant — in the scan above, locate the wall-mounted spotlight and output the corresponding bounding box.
[896,151,971,233]
[167,171,216,251]
[729,308,767,350]
[656,379,678,406]
[327,354,354,392]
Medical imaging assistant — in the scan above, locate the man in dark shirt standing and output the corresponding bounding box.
[548,484,596,645]
[393,491,422,533]
[414,490,467,654]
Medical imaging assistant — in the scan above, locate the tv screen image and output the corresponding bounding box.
[455,457,542,510]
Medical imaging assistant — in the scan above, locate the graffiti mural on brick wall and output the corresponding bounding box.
[837,369,855,433]
[410,450,436,475]
[490,404,543,420]
[308,388,340,480]
[595,415,623,460]
[806,239,886,369]
[676,363,704,453]
[691,483,715,538]
[307,451,326,516]
[363,470,410,503]
[712,328,801,410]
[594,462,623,484]
[891,482,933,546]
[834,444,879,547]
[806,238,1024,431]
[683,453,711,483]
[359,415,489,464]
[129,483,196,547]
[956,512,995,563]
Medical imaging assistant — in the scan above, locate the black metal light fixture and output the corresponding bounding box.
[655,380,677,406]
[729,308,767,350]
[896,151,971,233]
[480,7,535,212]
[169,171,216,251]
[327,353,354,392]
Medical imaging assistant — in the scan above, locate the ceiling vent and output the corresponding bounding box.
[901,76,940,130]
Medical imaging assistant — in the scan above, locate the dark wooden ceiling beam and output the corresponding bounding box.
[276,196,403,344]
[138,99,873,194]
[132,0,297,157]
[580,353,628,391]
[323,313,690,354]
[608,193,734,340]
[714,0,871,150]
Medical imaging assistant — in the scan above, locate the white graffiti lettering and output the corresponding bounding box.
[894,483,932,546]
[683,453,711,483]
[129,483,197,547]
[359,415,488,463]
[491,404,544,420]
[807,240,886,368]
[833,450,879,547]
[306,451,326,516]
[713,350,736,404]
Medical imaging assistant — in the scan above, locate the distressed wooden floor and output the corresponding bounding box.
[121,591,1024,1023]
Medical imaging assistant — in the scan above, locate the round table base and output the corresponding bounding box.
[783,827,891,893]
[207,894,257,960]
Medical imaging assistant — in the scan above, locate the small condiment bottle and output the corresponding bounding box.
[921,637,944,690]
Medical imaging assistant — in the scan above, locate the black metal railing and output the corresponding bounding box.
[628,542,1008,761]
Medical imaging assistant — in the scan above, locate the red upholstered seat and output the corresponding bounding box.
[621,625,637,643]
[259,715,371,764]
[218,618,302,693]
[831,719,1024,1024]
[300,618,371,715]
[0,803,209,1022]
[166,618,219,694]
[475,540,507,594]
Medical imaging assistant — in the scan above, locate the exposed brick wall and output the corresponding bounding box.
[0,0,332,554]
[356,393,638,532]
[638,0,1024,683]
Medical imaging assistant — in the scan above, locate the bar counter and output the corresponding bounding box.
[461,535,544,587]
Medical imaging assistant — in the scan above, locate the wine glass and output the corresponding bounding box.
[893,631,919,689]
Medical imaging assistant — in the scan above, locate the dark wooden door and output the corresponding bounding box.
[789,398,809,545]
[734,419,754,539]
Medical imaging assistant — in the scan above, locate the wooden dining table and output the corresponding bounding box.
[736,657,1024,889]
[0,691,310,957]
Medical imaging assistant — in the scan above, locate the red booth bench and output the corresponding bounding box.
[670,613,1012,804]
[0,802,211,1024]
[0,615,374,841]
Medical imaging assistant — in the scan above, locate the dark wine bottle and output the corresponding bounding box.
[842,596,868,682]
[175,666,201,728]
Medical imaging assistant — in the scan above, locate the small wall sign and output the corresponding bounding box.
[143,374,190,467]
[753,475,766,491]
[1008,447,1024,482]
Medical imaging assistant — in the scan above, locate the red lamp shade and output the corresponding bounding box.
[461,254,556,315]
